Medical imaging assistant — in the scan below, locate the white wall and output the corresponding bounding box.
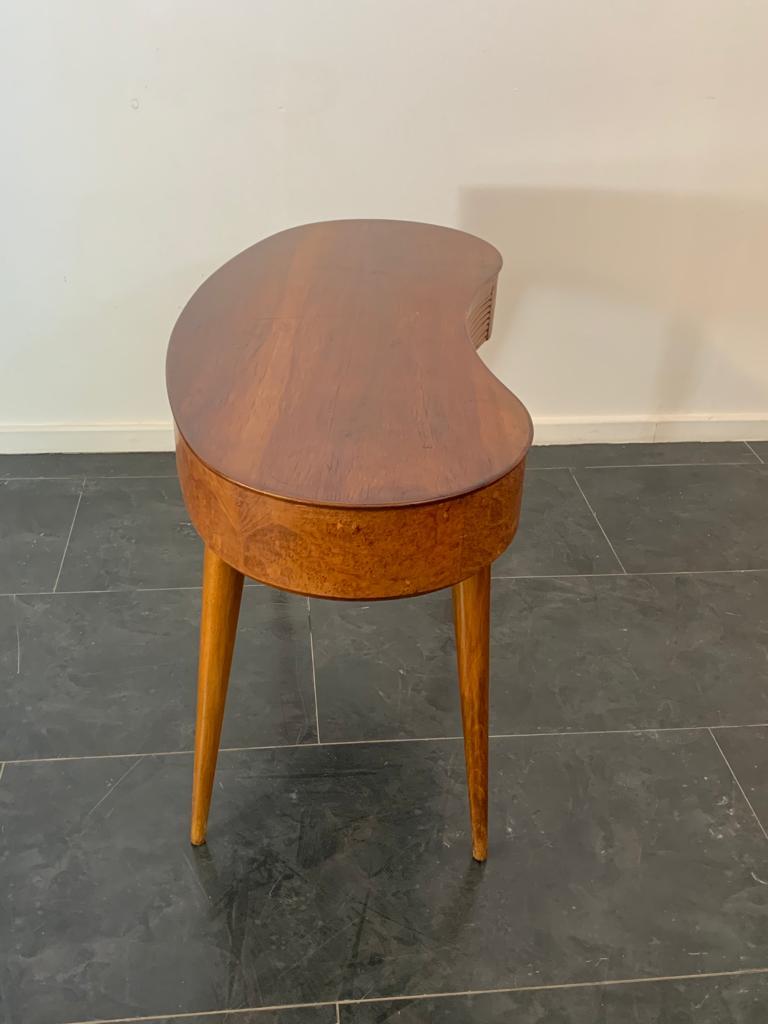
[2,0,767,451]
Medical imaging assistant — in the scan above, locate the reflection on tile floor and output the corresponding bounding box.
[1,587,315,760]
[3,734,767,1022]
[1,442,768,1024]
[312,572,768,740]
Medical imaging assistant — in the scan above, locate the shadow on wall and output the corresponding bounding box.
[458,187,768,418]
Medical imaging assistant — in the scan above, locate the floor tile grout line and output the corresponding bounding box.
[1,582,254,600]
[6,748,204,766]
[503,567,768,580]
[236,721,762,743]
[568,468,628,574]
[493,573,625,581]
[83,757,143,819]
[58,1000,339,1024]
[8,721,768,766]
[2,585,205,599]
[52,480,85,593]
[4,455,765,481]
[279,733,466,748]
[307,597,322,744]
[85,474,179,480]
[490,722,768,740]
[5,566,768,601]
[336,1001,341,1023]
[338,966,768,1009]
[492,568,768,580]
[708,727,768,842]
[7,460,762,483]
[55,965,768,1023]
[0,473,180,482]
[0,762,5,786]
[340,966,768,1008]
[634,567,768,578]
[527,459,765,471]
[1,475,95,482]
[2,734,465,765]
[744,441,765,464]
[2,455,763,481]
[577,461,764,470]
[12,594,20,674]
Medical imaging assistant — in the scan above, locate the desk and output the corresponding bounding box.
[166,220,532,860]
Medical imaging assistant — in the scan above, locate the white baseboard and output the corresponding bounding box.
[0,422,175,454]
[0,415,766,454]
[531,414,768,445]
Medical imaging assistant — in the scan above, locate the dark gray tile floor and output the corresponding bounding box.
[0,478,83,594]
[1,441,767,1024]
[0,587,315,760]
[576,464,768,573]
[57,477,202,591]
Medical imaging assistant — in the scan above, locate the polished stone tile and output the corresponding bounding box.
[494,468,622,577]
[488,573,768,735]
[527,441,756,469]
[2,732,766,1023]
[575,464,768,572]
[313,573,768,742]
[0,478,82,594]
[311,591,459,742]
[342,974,768,1022]
[0,586,315,760]
[0,451,177,479]
[56,477,202,591]
[713,725,768,834]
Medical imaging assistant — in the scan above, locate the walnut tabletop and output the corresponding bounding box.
[166,220,532,860]
[167,219,531,508]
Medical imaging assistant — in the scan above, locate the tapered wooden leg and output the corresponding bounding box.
[190,546,244,845]
[452,564,491,862]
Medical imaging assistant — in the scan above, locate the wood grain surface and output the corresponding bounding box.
[176,432,525,600]
[167,220,531,509]
[453,564,491,861]
[190,546,244,845]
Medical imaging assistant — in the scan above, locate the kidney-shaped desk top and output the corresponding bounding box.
[167,219,532,601]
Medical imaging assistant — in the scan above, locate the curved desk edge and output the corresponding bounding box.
[176,433,526,600]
